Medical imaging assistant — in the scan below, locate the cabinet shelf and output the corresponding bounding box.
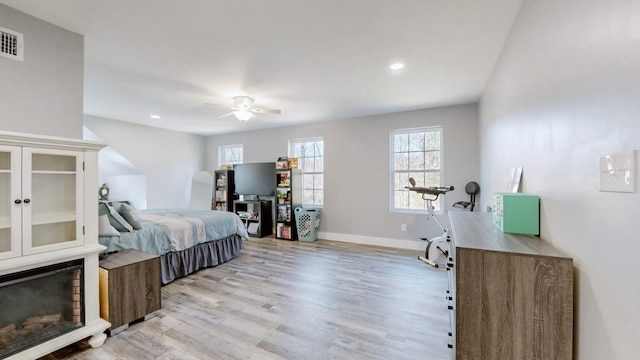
[32,170,76,175]
[234,200,272,238]
[32,213,76,225]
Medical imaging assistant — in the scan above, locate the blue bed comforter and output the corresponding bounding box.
[99,208,249,255]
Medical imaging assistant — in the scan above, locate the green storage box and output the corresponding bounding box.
[492,193,540,235]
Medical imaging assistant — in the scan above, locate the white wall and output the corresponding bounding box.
[480,0,640,358]
[0,5,83,138]
[207,104,479,250]
[84,115,206,209]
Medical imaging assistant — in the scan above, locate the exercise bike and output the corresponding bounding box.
[406,178,454,268]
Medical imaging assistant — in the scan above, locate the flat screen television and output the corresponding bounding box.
[234,162,276,197]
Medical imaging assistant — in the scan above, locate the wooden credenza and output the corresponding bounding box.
[447,212,573,360]
[98,249,161,335]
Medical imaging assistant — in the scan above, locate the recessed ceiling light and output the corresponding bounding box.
[150,115,160,119]
[390,62,405,70]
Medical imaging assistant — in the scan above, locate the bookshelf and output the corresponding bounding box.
[275,165,301,240]
[213,170,238,212]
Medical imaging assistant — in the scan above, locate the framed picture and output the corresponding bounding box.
[600,150,636,193]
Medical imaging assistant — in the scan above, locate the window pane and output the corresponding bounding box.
[302,158,314,172]
[409,191,426,209]
[408,151,425,170]
[394,134,408,152]
[314,156,324,172]
[391,128,442,211]
[302,189,314,204]
[409,133,424,152]
[394,153,408,171]
[304,142,315,157]
[313,190,323,205]
[426,151,440,169]
[425,131,440,150]
[394,172,409,191]
[302,174,314,189]
[425,172,440,187]
[313,174,323,189]
[395,190,408,209]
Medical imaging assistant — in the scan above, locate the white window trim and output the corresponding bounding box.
[218,143,243,168]
[289,137,324,208]
[389,126,444,214]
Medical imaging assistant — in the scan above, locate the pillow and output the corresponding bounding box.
[114,202,142,230]
[99,202,133,232]
[98,214,121,236]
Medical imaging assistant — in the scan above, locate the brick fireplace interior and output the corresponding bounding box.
[0,259,84,358]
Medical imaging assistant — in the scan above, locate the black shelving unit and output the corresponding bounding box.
[234,200,272,238]
[275,167,301,240]
[213,170,238,212]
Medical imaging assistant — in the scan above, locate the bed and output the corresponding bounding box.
[98,203,249,284]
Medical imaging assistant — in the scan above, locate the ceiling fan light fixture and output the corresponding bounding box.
[233,109,252,121]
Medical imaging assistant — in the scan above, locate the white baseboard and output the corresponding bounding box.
[317,231,425,251]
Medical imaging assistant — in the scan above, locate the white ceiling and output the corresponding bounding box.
[1,0,522,136]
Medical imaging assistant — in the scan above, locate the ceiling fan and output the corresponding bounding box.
[209,96,281,121]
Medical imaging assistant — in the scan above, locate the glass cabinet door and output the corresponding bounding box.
[0,146,21,260]
[22,148,84,255]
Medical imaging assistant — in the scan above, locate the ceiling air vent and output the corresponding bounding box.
[1,26,23,61]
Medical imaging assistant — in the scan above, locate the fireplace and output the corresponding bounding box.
[0,259,84,359]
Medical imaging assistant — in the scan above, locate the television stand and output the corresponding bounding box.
[234,200,272,238]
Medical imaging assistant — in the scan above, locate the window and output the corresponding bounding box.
[391,127,443,212]
[290,137,324,207]
[218,144,243,167]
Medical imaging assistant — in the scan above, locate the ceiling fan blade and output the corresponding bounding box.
[204,102,228,108]
[218,111,235,118]
[250,108,281,115]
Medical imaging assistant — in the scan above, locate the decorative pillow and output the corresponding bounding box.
[114,202,142,230]
[98,214,121,237]
[99,202,133,232]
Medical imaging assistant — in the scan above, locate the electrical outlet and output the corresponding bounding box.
[401,224,407,232]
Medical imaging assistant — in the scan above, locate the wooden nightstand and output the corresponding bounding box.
[98,249,161,335]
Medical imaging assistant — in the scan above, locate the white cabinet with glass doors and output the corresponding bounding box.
[0,145,85,260]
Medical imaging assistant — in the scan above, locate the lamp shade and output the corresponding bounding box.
[233,110,252,121]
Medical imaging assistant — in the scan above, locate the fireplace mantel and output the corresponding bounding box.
[0,131,110,359]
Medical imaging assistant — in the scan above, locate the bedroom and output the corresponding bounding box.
[0,0,639,359]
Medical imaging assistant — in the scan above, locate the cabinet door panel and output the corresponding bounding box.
[22,148,84,255]
[0,146,21,260]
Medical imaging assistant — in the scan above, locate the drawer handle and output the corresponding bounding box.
[23,199,31,204]
[14,199,22,204]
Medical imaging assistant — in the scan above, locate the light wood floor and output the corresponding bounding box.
[42,238,450,360]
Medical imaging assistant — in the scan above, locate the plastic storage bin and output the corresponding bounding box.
[294,207,321,242]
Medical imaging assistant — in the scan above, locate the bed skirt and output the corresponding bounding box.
[159,234,243,285]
